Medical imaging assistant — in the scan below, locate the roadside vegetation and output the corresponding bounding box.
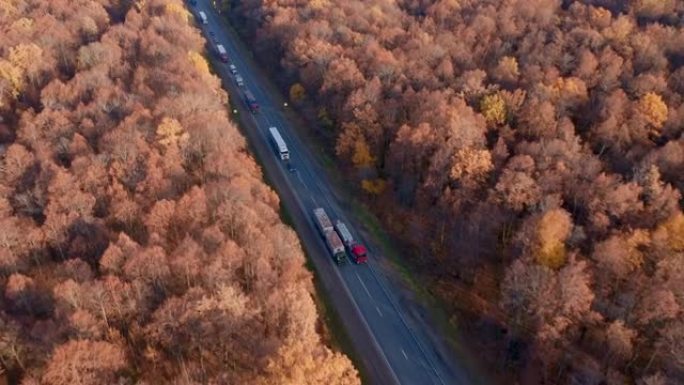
[229,0,684,383]
[0,0,359,384]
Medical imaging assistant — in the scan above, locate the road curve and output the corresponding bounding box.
[194,2,478,384]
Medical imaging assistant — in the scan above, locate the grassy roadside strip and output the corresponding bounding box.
[348,201,477,360]
[204,49,370,384]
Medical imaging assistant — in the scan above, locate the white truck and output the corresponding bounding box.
[313,208,346,265]
[268,126,289,160]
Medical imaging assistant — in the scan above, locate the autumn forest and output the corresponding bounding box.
[0,0,358,384]
[229,0,684,384]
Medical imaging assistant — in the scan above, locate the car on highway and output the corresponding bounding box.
[235,75,244,87]
[229,64,237,74]
[209,31,215,36]
[287,163,296,173]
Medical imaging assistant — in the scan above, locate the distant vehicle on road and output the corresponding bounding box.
[216,44,229,63]
[235,75,244,87]
[229,64,237,74]
[198,11,208,25]
[268,126,289,160]
[313,208,347,265]
[335,221,368,264]
[287,163,296,173]
[243,90,259,113]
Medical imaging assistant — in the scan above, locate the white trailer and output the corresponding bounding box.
[334,220,354,247]
[198,11,208,24]
[334,220,368,263]
[268,126,289,160]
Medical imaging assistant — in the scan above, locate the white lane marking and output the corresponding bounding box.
[356,273,373,300]
[401,349,408,360]
[376,306,383,317]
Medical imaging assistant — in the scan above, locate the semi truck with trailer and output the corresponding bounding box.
[334,221,368,264]
[268,127,289,160]
[313,208,346,264]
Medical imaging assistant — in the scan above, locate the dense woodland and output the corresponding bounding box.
[230,0,684,383]
[0,0,358,384]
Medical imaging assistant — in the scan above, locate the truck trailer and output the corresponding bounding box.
[313,208,346,264]
[334,221,368,264]
[313,208,333,233]
[324,231,347,265]
[268,127,289,160]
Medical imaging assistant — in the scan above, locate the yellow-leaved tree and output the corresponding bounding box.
[361,178,386,196]
[165,3,190,22]
[351,139,375,168]
[0,60,23,104]
[480,93,507,125]
[637,92,668,129]
[336,122,376,169]
[289,83,306,104]
[535,209,573,269]
[654,212,684,252]
[156,117,189,148]
[449,147,493,185]
[188,51,210,76]
[493,56,519,83]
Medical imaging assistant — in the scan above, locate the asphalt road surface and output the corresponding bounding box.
[193,2,478,384]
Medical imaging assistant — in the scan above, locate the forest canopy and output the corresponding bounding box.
[231,0,684,383]
[0,0,358,384]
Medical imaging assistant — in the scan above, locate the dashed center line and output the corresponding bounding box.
[401,349,408,360]
[357,273,373,299]
[376,306,383,317]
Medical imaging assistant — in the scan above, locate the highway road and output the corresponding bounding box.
[193,2,478,384]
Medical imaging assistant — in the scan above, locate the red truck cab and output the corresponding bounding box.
[350,244,368,264]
